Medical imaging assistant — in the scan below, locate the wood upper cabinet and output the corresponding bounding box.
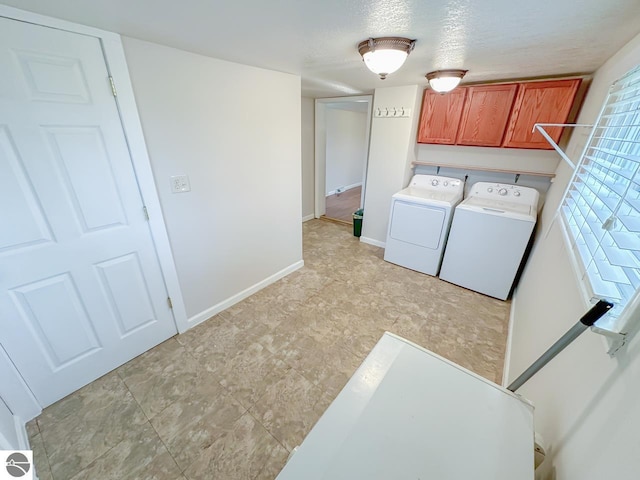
[503,79,581,149]
[456,84,518,146]
[417,88,467,144]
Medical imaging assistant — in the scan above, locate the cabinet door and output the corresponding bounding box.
[417,88,466,144]
[456,84,518,146]
[503,79,581,149]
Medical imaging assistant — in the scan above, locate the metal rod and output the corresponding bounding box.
[507,300,613,392]
[530,123,594,129]
[507,322,586,392]
[540,88,613,242]
[533,125,576,169]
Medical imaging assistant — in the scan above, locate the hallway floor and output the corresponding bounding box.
[27,220,511,480]
[324,186,361,223]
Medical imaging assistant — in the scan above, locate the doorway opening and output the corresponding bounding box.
[315,96,372,225]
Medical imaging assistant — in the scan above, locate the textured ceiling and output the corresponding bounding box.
[3,0,640,98]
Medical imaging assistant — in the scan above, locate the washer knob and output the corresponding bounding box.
[487,187,493,193]
[514,190,521,197]
[431,179,439,186]
[499,188,508,196]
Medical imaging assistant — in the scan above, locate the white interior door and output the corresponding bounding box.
[0,17,177,407]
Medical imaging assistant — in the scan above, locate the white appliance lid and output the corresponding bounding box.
[463,196,534,215]
[393,186,462,206]
[276,333,534,480]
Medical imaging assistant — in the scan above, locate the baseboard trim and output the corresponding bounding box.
[14,416,30,450]
[502,288,518,387]
[185,260,304,328]
[344,181,362,191]
[360,236,386,248]
[320,215,351,226]
[0,416,29,451]
[302,214,315,222]
[326,182,362,197]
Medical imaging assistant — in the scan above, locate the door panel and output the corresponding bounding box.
[456,84,517,146]
[0,17,177,406]
[502,79,581,149]
[95,253,158,337]
[417,88,467,144]
[15,50,92,104]
[10,273,103,369]
[46,126,127,230]
[0,127,54,251]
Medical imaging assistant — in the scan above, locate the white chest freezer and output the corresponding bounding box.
[277,333,535,480]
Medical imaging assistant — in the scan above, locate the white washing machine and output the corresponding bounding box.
[439,182,539,300]
[384,174,464,276]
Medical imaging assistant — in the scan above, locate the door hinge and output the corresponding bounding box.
[109,76,117,97]
[143,206,149,220]
[167,297,173,309]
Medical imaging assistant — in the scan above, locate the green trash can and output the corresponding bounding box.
[353,208,364,237]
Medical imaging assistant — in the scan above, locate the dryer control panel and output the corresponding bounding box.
[409,174,463,191]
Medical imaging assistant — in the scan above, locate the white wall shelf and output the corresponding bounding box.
[411,161,556,178]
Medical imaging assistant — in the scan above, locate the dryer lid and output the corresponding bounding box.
[393,186,462,206]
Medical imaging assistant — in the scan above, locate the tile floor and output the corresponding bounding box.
[27,219,511,480]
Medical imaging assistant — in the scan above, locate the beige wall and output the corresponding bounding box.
[361,85,421,245]
[123,38,302,324]
[325,108,367,195]
[507,32,640,480]
[301,97,315,219]
[416,143,560,175]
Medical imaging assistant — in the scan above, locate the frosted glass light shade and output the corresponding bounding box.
[428,76,463,93]
[362,49,408,79]
[358,37,416,80]
[426,69,468,93]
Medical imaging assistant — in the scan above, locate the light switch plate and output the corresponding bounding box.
[170,175,191,193]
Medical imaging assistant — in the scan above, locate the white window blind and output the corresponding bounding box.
[561,65,640,330]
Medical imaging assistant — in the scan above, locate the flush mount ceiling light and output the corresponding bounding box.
[426,69,468,93]
[358,37,416,80]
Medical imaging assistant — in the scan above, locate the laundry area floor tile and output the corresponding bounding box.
[28,219,510,480]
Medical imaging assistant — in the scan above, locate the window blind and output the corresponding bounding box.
[561,65,640,328]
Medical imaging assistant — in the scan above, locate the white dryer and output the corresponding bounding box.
[384,175,464,276]
[439,182,539,300]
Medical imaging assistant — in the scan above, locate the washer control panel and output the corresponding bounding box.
[470,182,539,207]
